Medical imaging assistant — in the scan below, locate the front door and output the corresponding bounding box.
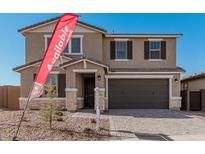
[84,77,95,108]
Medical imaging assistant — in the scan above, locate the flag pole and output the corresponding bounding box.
[12,14,78,141]
[12,14,61,141]
[12,82,35,141]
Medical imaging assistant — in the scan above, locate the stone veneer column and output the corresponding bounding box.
[65,88,78,111]
[169,97,182,111]
[168,77,182,111]
[94,87,105,112]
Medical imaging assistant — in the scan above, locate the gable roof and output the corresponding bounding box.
[18,16,107,34]
[13,54,72,72]
[60,56,109,69]
[13,59,41,72]
[181,71,205,82]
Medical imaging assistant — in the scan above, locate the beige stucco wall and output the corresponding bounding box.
[76,73,83,97]
[25,33,45,63]
[25,32,103,63]
[64,61,106,111]
[103,38,176,68]
[65,61,106,90]
[24,29,177,69]
[186,78,205,91]
[20,67,38,97]
[20,66,66,97]
[172,73,181,97]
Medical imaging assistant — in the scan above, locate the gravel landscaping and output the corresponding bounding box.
[0,110,111,141]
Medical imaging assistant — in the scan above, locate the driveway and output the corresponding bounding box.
[108,109,205,141]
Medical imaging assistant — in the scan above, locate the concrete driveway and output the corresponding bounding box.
[108,109,205,141]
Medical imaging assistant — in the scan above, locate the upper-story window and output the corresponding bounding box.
[71,37,81,54]
[115,41,127,59]
[110,40,132,60]
[45,35,83,55]
[149,41,161,59]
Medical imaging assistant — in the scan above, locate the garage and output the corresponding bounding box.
[108,79,169,109]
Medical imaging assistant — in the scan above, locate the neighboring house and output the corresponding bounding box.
[13,16,185,112]
[181,72,205,111]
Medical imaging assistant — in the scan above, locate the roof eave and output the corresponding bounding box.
[18,16,107,35]
[105,34,183,38]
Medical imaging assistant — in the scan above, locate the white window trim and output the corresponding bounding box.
[149,41,162,60]
[148,59,163,62]
[114,38,129,41]
[73,69,97,73]
[50,71,60,74]
[44,34,52,51]
[67,35,83,55]
[114,59,130,61]
[115,41,128,60]
[44,34,83,55]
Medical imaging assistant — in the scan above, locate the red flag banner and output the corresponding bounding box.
[29,14,78,101]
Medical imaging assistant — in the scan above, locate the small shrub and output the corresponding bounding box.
[39,84,58,129]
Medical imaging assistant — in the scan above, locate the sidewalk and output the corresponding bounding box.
[170,134,205,141]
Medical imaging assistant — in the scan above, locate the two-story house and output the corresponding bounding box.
[13,16,185,112]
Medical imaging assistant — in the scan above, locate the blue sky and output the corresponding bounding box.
[0,13,205,85]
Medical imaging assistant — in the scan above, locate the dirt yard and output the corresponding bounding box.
[0,110,111,141]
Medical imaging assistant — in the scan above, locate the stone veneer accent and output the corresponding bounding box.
[169,97,182,111]
[65,88,78,111]
[77,97,84,109]
[19,97,66,110]
[95,87,106,111]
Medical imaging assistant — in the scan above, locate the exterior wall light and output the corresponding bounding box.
[97,74,101,81]
[174,78,179,83]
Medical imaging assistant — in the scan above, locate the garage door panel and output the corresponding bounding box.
[108,79,169,109]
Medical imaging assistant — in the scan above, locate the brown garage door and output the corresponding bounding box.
[108,79,169,109]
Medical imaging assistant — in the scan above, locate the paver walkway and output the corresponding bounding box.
[108,109,205,141]
[71,109,205,141]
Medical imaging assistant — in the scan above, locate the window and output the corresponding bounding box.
[115,41,127,59]
[45,35,83,55]
[71,37,81,53]
[149,41,161,59]
[42,74,58,97]
[46,37,69,53]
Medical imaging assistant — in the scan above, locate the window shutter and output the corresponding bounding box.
[110,41,116,59]
[127,41,133,59]
[58,74,66,97]
[144,41,149,59]
[161,41,166,59]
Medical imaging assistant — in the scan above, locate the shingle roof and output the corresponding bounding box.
[181,71,205,82]
[18,15,107,33]
[105,34,183,38]
[13,55,109,72]
[13,54,72,72]
[13,59,41,72]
